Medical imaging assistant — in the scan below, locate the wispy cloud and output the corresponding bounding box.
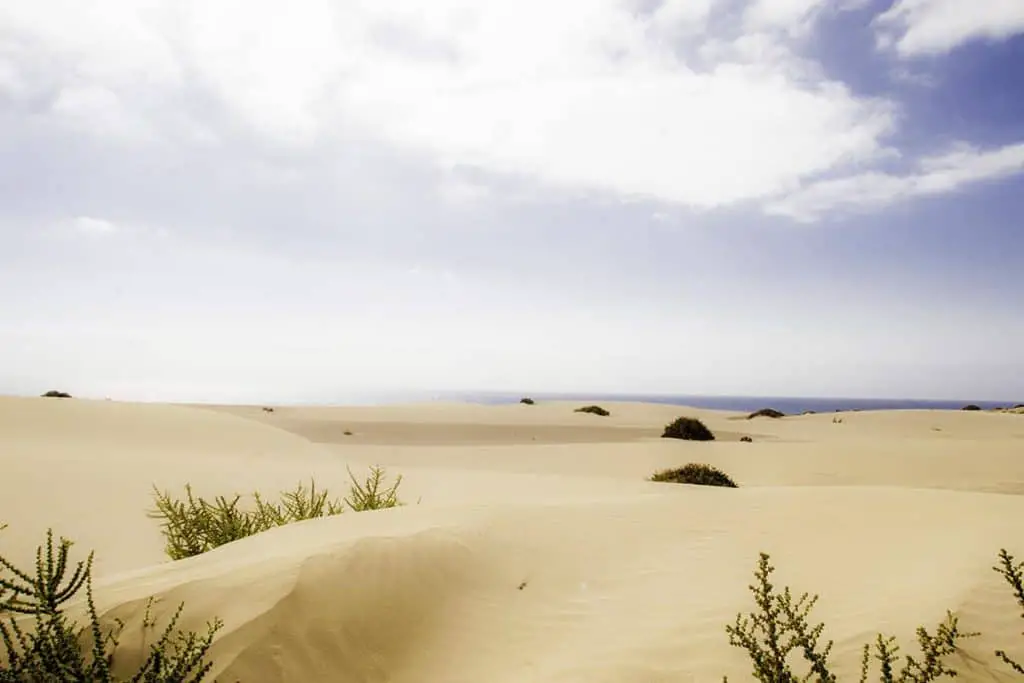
[875,0,1024,56]
[767,142,1024,222]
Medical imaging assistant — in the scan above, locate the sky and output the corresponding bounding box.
[1,0,1023,403]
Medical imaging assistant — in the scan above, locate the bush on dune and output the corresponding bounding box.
[650,463,737,488]
[962,404,982,411]
[150,465,404,560]
[574,405,610,416]
[519,397,535,405]
[747,408,785,419]
[726,549,1024,681]
[0,524,220,681]
[40,390,72,399]
[994,549,1024,675]
[662,416,716,441]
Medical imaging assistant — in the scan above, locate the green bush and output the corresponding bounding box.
[574,405,610,417]
[662,416,715,441]
[0,525,220,681]
[150,466,404,560]
[724,552,980,682]
[962,404,982,411]
[994,549,1024,674]
[650,463,737,488]
[519,398,535,405]
[747,408,785,419]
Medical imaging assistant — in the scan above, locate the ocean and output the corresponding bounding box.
[433,392,1019,414]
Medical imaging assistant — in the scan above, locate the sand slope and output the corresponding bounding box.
[3,397,1024,681]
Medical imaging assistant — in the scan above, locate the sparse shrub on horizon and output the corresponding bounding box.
[150,466,404,560]
[575,405,610,417]
[747,408,785,419]
[962,404,982,411]
[724,552,980,683]
[662,416,715,441]
[519,398,535,405]
[40,390,72,399]
[650,463,737,488]
[740,436,753,443]
[1,525,220,681]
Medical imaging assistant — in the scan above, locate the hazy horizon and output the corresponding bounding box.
[2,0,1023,404]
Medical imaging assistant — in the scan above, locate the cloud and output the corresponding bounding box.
[0,0,900,213]
[875,0,1024,56]
[766,142,1024,221]
[0,0,1020,232]
[69,216,118,235]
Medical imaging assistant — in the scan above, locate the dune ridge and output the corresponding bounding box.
[2,396,1023,681]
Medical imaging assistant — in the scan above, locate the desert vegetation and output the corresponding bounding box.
[574,405,610,417]
[726,549,1024,681]
[650,463,738,488]
[1,525,220,681]
[962,404,982,411]
[39,390,72,399]
[519,397,535,405]
[740,436,753,443]
[5,517,1023,680]
[662,416,716,441]
[748,408,785,419]
[149,466,403,560]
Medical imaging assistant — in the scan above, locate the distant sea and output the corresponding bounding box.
[429,392,1018,414]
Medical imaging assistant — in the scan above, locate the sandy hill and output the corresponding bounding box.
[2,396,1023,681]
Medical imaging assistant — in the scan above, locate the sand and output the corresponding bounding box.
[2,395,1023,681]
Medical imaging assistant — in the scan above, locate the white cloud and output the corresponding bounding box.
[766,142,1024,221]
[876,0,1024,56]
[0,0,898,211]
[70,216,118,235]
[0,0,1021,230]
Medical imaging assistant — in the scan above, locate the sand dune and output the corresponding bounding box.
[2,396,1023,681]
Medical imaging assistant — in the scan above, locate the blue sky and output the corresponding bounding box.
[1,0,1023,403]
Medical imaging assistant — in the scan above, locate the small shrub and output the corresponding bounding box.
[747,408,785,419]
[994,549,1024,674]
[344,464,403,511]
[149,466,404,560]
[962,404,982,411]
[662,416,715,441]
[575,405,610,417]
[519,397,535,405]
[724,552,978,683]
[0,526,221,681]
[740,436,753,443]
[261,406,274,413]
[40,390,72,399]
[650,463,737,488]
